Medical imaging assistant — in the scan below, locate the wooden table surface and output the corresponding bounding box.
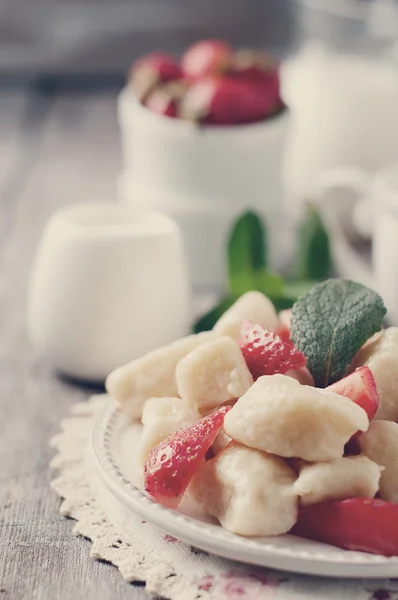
[0,82,156,599]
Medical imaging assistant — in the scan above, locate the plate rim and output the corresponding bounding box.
[90,398,398,578]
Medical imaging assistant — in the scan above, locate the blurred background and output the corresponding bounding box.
[1,0,396,77]
[2,0,398,333]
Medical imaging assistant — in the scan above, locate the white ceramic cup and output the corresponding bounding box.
[27,203,191,381]
[310,163,398,323]
[118,89,290,289]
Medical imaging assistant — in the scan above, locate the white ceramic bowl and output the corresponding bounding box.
[119,88,288,206]
[118,89,291,289]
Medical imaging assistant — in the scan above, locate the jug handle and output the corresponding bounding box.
[310,166,373,238]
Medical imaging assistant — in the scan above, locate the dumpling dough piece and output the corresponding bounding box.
[293,456,382,505]
[139,397,199,464]
[176,337,253,413]
[190,442,298,536]
[106,331,217,420]
[359,420,398,503]
[213,291,279,341]
[224,374,369,461]
[352,328,398,421]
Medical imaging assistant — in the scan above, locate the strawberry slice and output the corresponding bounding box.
[327,366,378,421]
[240,321,306,380]
[144,406,230,508]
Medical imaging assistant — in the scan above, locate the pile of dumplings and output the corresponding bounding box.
[106,292,398,538]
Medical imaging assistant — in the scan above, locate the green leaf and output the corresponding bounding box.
[294,205,331,281]
[253,270,284,297]
[269,280,316,311]
[284,280,317,301]
[290,278,386,387]
[227,211,267,296]
[193,297,236,333]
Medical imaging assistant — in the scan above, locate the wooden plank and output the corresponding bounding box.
[0,89,154,599]
[0,87,31,191]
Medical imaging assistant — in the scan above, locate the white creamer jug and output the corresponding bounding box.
[27,203,191,381]
[281,46,398,213]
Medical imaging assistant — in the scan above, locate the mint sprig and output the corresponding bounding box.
[194,208,332,333]
[290,278,386,387]
[228,210,267,295]
[294,205,331,281]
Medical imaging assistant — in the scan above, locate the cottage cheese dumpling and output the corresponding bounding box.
[139,397,199,464]
[359,420,398,503]
[190,442,298,536]
[224,374,369,461]
[176,337,253,413]
[106,331,217,420]
[352,328,398,421]
[293,456,381,505]
[213,291,279,341]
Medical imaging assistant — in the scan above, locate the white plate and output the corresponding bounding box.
[90,399,398,578]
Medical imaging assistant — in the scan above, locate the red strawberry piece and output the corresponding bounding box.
[239,321,306,380]
[144,406,230,509]
[129,53,182,101]
[180,76,271,125]
[181,39,233,79]
[327,366,379,421]
[277,309,292,342]
[292,498,398,557]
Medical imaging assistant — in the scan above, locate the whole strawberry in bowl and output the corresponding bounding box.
[126,40,283,126]
[231,49,283,117]
[119,39,288,289]
[144,80,189,119]
[128,52,183,101]
[181,39,233,80]
[180,76,275,126]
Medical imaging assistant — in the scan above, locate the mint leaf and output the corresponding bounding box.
[290,278,386,387]
[227,211,267,296]
[193,297,236,333]
[294,205,331,281]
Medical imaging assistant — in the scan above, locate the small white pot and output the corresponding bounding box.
[27,203,191,381]
[118,88,290,289]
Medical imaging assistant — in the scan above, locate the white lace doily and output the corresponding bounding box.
[50,396,397,600]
